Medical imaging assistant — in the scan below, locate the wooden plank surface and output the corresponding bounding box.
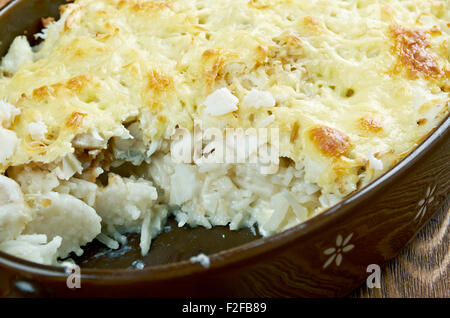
[351,203,449,298]
[0,0,11,10]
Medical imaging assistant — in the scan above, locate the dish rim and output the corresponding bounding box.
[0,0,449,284]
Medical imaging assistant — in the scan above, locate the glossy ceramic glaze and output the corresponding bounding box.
[0,0,448,298]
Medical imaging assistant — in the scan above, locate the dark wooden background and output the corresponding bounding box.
[351,204,449,298]
[0,0,448,298]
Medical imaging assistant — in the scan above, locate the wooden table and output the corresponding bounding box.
[351,204,449,298]
[0,0,10,10]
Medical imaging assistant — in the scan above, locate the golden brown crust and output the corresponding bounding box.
[31,75,91,100]
[32,84,61,100]
[147,70,173,94]
[65,74,91,93]
[310,126,352,157]
[390,24,446,79]
[66,112,87,128]
[359,117,383,133]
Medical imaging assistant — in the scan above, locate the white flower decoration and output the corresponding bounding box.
[322,233,355,269]
[415,185,437,221]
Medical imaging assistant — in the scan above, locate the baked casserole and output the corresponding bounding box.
[0,0,448,265]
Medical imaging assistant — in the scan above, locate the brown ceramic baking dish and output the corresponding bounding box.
[0,0,449,298]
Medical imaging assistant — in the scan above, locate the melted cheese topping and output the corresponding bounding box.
[0,0,448,195]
